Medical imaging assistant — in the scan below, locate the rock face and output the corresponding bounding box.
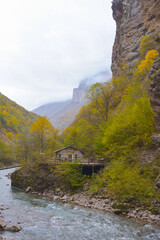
[150,59,160,132]
[112,0,160,131]
[111,0,160,74]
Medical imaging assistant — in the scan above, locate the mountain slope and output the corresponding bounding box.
[0,92,38,139]
[33,100,72,120]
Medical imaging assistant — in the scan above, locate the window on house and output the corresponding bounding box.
[75,154,77,159]
[58,154,61,159]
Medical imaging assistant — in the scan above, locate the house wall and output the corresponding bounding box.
[56,147,84,162]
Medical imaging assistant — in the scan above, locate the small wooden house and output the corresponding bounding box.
[54,145,84,163]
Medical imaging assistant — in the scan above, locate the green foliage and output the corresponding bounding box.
[89,171,107,193]
[15,133,31,163]
[102,96,154,159]
[90,159,158,200]
[61,36,159,201]
[0,140,14,166]
[55,161,86,190]
[105,159,157,200]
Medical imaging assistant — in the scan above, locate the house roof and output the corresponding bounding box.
[54,145,84,153]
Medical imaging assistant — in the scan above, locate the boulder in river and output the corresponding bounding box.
[0,220,6,230]
[0,219,22,232]
[4,223,22,232]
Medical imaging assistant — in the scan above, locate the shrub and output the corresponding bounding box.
[90,159,158,201]
[105,159,158,200]
[55,161,86,190]
[138,50,159,74]
[140,36,157,56]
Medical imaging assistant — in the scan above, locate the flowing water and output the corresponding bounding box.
[0,168,160,240]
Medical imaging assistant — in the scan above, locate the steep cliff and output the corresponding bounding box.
[112,0,160,74]
[112,0,160,131]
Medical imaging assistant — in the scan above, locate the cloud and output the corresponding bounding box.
[0,0,116,110]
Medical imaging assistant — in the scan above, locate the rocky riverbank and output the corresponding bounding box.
[27,188,160,227]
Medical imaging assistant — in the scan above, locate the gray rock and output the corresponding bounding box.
[46,174,54,186]
[61,195,68,201]
[151,134,160,146]
[0,219,6,230]
[155,181,160,188]
[5,223,22,232]
[25,186,32,193]
[53,196,59,201]
[113,209,122,215]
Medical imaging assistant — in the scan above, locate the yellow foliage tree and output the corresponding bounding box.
[6,132,14,141]
[140,36,157,56]
[138,50,159,74]
[30,117,53,153]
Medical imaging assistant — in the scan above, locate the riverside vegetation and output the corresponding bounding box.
[11,36,160,224]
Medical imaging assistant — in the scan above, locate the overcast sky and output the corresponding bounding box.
[0,0,116,110]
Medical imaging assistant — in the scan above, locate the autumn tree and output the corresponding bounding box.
[86,82,114,123]
[45,128,60,157]
[16,133,31,163]
[30,117,53,153]
[0,140,14,167]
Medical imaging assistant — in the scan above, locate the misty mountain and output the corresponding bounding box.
[33,70,111,130]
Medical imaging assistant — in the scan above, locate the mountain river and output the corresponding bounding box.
[0,168,160,240]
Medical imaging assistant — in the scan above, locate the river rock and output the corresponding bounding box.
[113,209,123,215]
[25,186,32,193]
[53,196,59,201]
[0,237,15,240]
[5,173,12,179]
[4,223,22,232]
[151,134,160,147]
[0,219,22,232]
[0,220,6,230]
[155,181,160,188]
[61,195,68,202]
